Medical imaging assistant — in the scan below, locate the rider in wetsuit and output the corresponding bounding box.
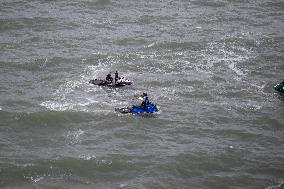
[115,71,119,84]
[106,72,113,83]
[141,92,150,110]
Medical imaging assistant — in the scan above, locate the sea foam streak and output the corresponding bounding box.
[40,62,111,112]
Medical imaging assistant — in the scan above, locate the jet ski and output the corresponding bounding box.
[274,82,284,93]
[116,77,132,86]
[115,103,160,114]
[89,77,132,87]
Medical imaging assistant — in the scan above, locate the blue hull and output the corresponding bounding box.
[130,104,160,114]
[116,104,160,114]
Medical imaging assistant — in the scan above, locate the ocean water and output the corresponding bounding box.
[0,0,284,188]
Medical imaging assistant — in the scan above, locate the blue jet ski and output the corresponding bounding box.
[115,103,160,114]
[274,82,284,93]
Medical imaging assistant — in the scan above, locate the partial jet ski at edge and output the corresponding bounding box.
[274,81,284,94]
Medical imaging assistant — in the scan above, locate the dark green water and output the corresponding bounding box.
[0,0,284,188]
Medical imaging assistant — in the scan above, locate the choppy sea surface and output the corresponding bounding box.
[0,0,284,188]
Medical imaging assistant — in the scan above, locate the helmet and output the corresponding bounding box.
[143,92,147,96]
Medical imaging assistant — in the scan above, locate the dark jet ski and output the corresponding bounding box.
[115,103,160,114]
[89,79,109,86]
[89,77,132,87]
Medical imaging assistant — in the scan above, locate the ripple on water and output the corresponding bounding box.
[64,129,84,145]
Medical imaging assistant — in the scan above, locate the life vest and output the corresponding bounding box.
[143,96,149,105]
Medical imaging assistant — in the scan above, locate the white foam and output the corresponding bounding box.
[65,129,84,144]
[80,154,97,160]
[24,176,44,183]
[250,83,266,95]
[32,176,44,183]
[40,62,112,112]
[119,183,128,188]
[233,101,262,111]
[40,101,74,111]
[228,62,245,76]
[23,163,35,167]
[147,42,155,47]
[96,159,112,166]
[265,181,284,189]
[199,37,254,79]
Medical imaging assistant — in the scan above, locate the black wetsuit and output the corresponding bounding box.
[106,74,113,82]
[115,72,119,83]
[141,96,150,110]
